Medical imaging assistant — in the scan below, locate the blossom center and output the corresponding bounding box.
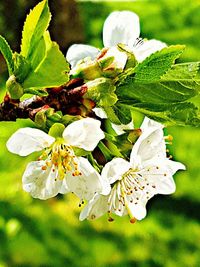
[107,168,157,222]
[38,139,81,179]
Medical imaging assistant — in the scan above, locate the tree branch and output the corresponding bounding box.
[0,78,92,122]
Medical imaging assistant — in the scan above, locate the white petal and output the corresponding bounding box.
[6,128,55,156]
[100,46,127,70]
[102,158,130,184]
[133,39,167,62]
[66,44,100,68]
[79,194,109,221]
[142,159,185,195]
[58,179,70,194]
[130,119,165,167]
[22,161,62,200]
[127,199,147,220]
[103,11,140,47]
[92,107,107,119]
[64,157,110,201]
[140,116,163,131]
[63,118,104,151]
[156,160,185,194]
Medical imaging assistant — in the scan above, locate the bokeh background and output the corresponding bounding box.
[0,0,200,266]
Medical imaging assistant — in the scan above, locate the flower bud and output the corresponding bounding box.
[70,58,102,80]
[117,44,137,69]
[98,46,128,77]
[83,77,117,107]
[35,110,47,128]
[6,75,24,99]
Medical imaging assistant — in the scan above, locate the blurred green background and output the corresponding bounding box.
[0,0,200,266]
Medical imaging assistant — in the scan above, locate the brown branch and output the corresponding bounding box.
[0,78,94,122]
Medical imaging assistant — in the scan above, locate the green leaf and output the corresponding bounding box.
[13,53,31,83]
[0,35,14,75]
[117,61,200,105]
[29,35,46,71]
[112,104,132,124]
[133,45,185,83]
[119,101,200,127]
[21,0,51,60]
[23,41,69,89]
[116,59,200,127]
[161,62,200,92]
[117,81,198,104]
[103,106,121,124]
[24,88,48,96]
[162,62,200,81]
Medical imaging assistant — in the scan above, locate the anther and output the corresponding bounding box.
[130,217,137,224]
[108,217,114,222]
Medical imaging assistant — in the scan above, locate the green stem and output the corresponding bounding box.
[87,153,102,173]
[98,141,113,161]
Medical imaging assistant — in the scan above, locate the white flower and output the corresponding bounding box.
[7,118,110,200]
[66,11,166,68]
[80,117,185,222]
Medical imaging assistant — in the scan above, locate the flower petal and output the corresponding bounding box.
[100,46,127,70]
[79,194,109,221]
[7,128,55,156]
[103,11,140,47]
[66,44,100,68]
[133,39,167,62]
[102,158,130,184]
[93,107,107,119]
[130,119,165,167]
[22,161,62,200]
[64,157,110,201]
[127,198,147,220]
[144,159,185,194]
[63,118,105,151]
[140,116,163,130]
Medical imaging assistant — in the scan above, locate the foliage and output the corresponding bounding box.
[0,0,200,267]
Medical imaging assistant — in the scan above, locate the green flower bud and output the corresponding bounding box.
[98,47,128,78]
[35,110,47,129]
[70,58,102,80]
[6,75,24,99]
[84,78,118,107]
[117,44,137,69]
[62,114,80,125]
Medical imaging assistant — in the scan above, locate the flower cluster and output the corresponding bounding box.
[6,10,185,223]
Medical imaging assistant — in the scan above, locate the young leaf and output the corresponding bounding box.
[117,81,198,104]
[161,62,200,91]
[116,61,200,105]
[112,104,132,124]
[84,78,118,107]
[13,53,31,83]
[0,35,14,75]
[162,62,200,81]
[24,88,48,96]
[23,41,69,89]
[29,35,46,71]
[119,100,200,127]
[133,45,185,83]
[21,0,51,61]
